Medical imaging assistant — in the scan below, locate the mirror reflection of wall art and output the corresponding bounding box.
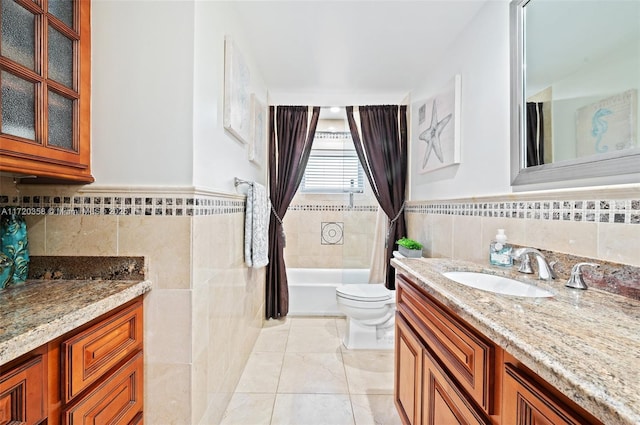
[249,94,266,167]
[413,74,461,174]
[575,89,637,158]
[224,36,251,144]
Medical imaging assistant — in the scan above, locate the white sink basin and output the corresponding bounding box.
[442,271,554,298]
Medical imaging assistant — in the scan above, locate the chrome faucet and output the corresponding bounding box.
[513,248,557,280]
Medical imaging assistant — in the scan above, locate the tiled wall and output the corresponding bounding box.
[0,179,264,424]
[284,193,379,269]
[406,190,640,268]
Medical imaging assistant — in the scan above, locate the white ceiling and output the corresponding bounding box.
[230,0,488,105]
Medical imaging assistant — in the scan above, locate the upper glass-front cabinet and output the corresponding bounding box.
[0,0,92,183]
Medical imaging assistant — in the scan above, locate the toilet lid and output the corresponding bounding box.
[336,284,392,302]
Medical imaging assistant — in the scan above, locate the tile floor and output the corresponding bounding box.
[220,317,402,425]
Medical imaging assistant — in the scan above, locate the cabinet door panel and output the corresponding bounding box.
[62,301,143,403]
[63,352,143,425]
[0,354,46,425]
[423,349,491,425]
[129,412,143,425]
[395,314,423,425]
[503,363,595,425]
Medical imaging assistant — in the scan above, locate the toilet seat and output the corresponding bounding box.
[336,284,393,302]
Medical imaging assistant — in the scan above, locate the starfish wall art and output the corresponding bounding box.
[412,74,461,174]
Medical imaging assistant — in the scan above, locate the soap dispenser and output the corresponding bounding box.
[489,229,513,267]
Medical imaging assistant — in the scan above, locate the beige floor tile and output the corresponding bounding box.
[271,394,355,425]
[263,317,291,329]
[235,352,285,393]
[226,317,401,424]
[220,393,275,425]
[342,351,395,395]
[286,325,341,353]
[253,328,289,353]
[278,352,349,394]
[289,317,338,328]
[351,394,402,425]
[336,318,347,341]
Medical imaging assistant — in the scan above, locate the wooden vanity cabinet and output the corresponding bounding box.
[0,347,47,425]
[50,297,144,425]
[60,299,143,424]
[502,354,603,425]
[395,274,494,425]
[396,315,490,425]
[394,272,604,425]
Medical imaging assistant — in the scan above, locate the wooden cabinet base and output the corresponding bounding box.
[1,297,144,425]
[63,352,143,425]
[423,348,491,425]
[0,352,47,425]
[502,358,602,425]
[395,315,423,425]
[394,272,603,425]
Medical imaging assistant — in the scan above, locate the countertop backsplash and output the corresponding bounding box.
[27,255,145,281]
[511,245,640,300]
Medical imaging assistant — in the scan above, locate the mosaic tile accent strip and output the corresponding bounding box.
[0,194,245,216]
[315,131,351,140]
[288,204,378,212]
[406,199,640,224]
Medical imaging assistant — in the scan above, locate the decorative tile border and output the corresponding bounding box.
[3,184,637,225]
[0,194,245,216]
[288,204,378,212]
[406,199,640,224]
[315,131,351,140]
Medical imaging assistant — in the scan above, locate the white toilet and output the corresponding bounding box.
[335,283,396,350]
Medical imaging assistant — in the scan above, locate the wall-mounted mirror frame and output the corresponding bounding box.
[509,0,640,187]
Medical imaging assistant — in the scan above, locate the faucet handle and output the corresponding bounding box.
[565,262,599,290]
[517,253,534,274]
[548,261,558,280]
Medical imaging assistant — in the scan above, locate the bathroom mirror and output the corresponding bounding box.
[510,0,640,187]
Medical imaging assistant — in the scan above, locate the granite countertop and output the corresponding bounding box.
[0,256,152,366]
[391,257,640,425]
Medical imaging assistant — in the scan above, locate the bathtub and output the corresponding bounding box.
[287,268,371,316]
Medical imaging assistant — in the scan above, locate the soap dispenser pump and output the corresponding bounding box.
[489,229,513,267]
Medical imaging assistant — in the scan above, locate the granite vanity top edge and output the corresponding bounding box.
[0,279,152,365]
[391,258,640,425]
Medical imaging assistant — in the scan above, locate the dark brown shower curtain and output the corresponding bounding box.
[526,102,545,167]
[266,106,320,319]
[346,105,408,290]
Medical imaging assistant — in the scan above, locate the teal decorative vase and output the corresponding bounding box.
[0,210,29,285]
[0,252,13,289]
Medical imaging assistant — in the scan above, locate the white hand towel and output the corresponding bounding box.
[244,182,270,268]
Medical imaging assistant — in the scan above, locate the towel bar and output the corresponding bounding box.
[234,177,254,187]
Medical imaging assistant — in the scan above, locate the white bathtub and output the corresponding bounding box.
[287,268,371,316]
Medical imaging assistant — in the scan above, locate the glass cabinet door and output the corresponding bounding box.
[0,0,91,182]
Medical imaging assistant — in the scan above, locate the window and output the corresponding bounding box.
[301,132,365,194]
